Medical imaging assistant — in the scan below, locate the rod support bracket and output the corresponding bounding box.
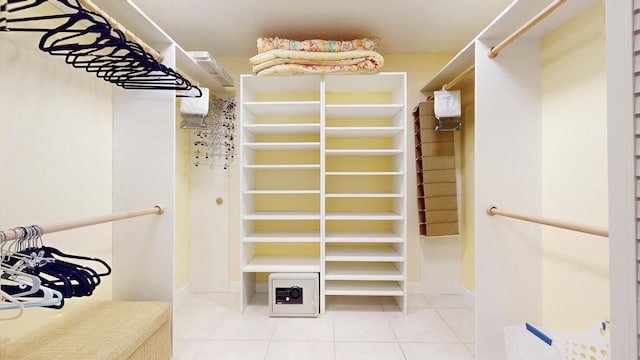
[487,205,498,215]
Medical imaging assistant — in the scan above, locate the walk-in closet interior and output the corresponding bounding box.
[0,0,636,359]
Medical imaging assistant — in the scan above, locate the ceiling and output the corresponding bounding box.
[131,0,513,57]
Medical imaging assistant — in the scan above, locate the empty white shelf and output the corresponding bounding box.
[325,127,404,138]
[325,231,403,243]
[244,123,321,135]
[325,212,404,220]
[325,262,404,281]
[324,280,404,296]
[244,142,320,150]
[325,245,404,262]
[325,193,403,198]
[243,212,321,220]
[325,104,404,119]
[325,171,403,176]
[243,255,321,273]
[244,190,320,195]
[325,149,403,156]
[243,231,321,243]
[243,101,320,116]
[244,164,320,170]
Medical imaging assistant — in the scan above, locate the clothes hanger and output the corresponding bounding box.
[1,262,64,309]
[0,289,24,320]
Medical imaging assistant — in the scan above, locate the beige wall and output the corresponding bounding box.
[0,24,113,340]
[540,1,608,330]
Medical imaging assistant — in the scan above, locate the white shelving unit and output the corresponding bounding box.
[240,73,407,314]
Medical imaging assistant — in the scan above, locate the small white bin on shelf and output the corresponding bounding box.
[504,322,610,360]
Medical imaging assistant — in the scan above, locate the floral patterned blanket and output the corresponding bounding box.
[249,49,384,76]
[257,37,380,53]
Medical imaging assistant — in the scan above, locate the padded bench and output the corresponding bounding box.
[1,301,171,360]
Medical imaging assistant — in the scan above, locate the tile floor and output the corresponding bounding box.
[173,292,476,360]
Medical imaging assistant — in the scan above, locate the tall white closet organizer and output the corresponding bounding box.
[239,73,408,314]
[423,0,636,359]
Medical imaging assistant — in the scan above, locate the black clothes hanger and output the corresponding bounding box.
[38,246,111,277]
[3,0,201,94]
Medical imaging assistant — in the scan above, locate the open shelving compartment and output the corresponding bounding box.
[240,72,407,314]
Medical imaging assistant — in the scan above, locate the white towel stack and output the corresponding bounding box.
[433,90,461,119]
[180,87,210,116]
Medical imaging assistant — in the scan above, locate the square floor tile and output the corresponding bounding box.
[335,342,405,360]
[193,340,269,360]
[386,307,459,343]
[401,342,475,360]
[210,311,279,341]
[330,311,397,342]
[266,341,334,360]
[271,316,334,342]
[437,308,475,343]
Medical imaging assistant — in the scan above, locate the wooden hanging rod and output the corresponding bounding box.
[486,205,608,237]
[443,65,475,91]
[488,0,566,59]
[76,0,164,63]
[1,205,164,242]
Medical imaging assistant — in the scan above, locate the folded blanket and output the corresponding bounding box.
[257,37,380,53]
[250,49,384,76]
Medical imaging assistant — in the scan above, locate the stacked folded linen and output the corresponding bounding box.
[257,36,380,53]
[250,37,384,76]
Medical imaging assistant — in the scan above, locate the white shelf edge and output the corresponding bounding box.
[325,212,404,220]
[244,190,320,195]
[324,280,404,296]
[325,172,403,176]
[244,164,320,169]
[243,255,321,273]
[325,231,403,243]
[244,142,321,150]
[325,193,403,198]
[325,245,404,262]
[325,149,403,156]
[325,262,404,281]
[243,212,321,220]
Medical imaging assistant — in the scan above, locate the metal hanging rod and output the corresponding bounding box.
[488,0,566,58]
[486,205,608,237]
[1,205,164,242]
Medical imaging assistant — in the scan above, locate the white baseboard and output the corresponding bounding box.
[407,282,423,294]
[459,284,475,306]
[175,283,191,305]
[228,281,240,293]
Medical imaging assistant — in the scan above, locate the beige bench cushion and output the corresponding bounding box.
[2,301,170,360]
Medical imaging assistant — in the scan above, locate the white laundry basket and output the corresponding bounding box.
[504,322,610,360]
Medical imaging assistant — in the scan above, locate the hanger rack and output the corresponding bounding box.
[76,0,162,62]
[1,0,202,97]
[487,0,566,58]
[0,205,163,242]
[486,205,608,237]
